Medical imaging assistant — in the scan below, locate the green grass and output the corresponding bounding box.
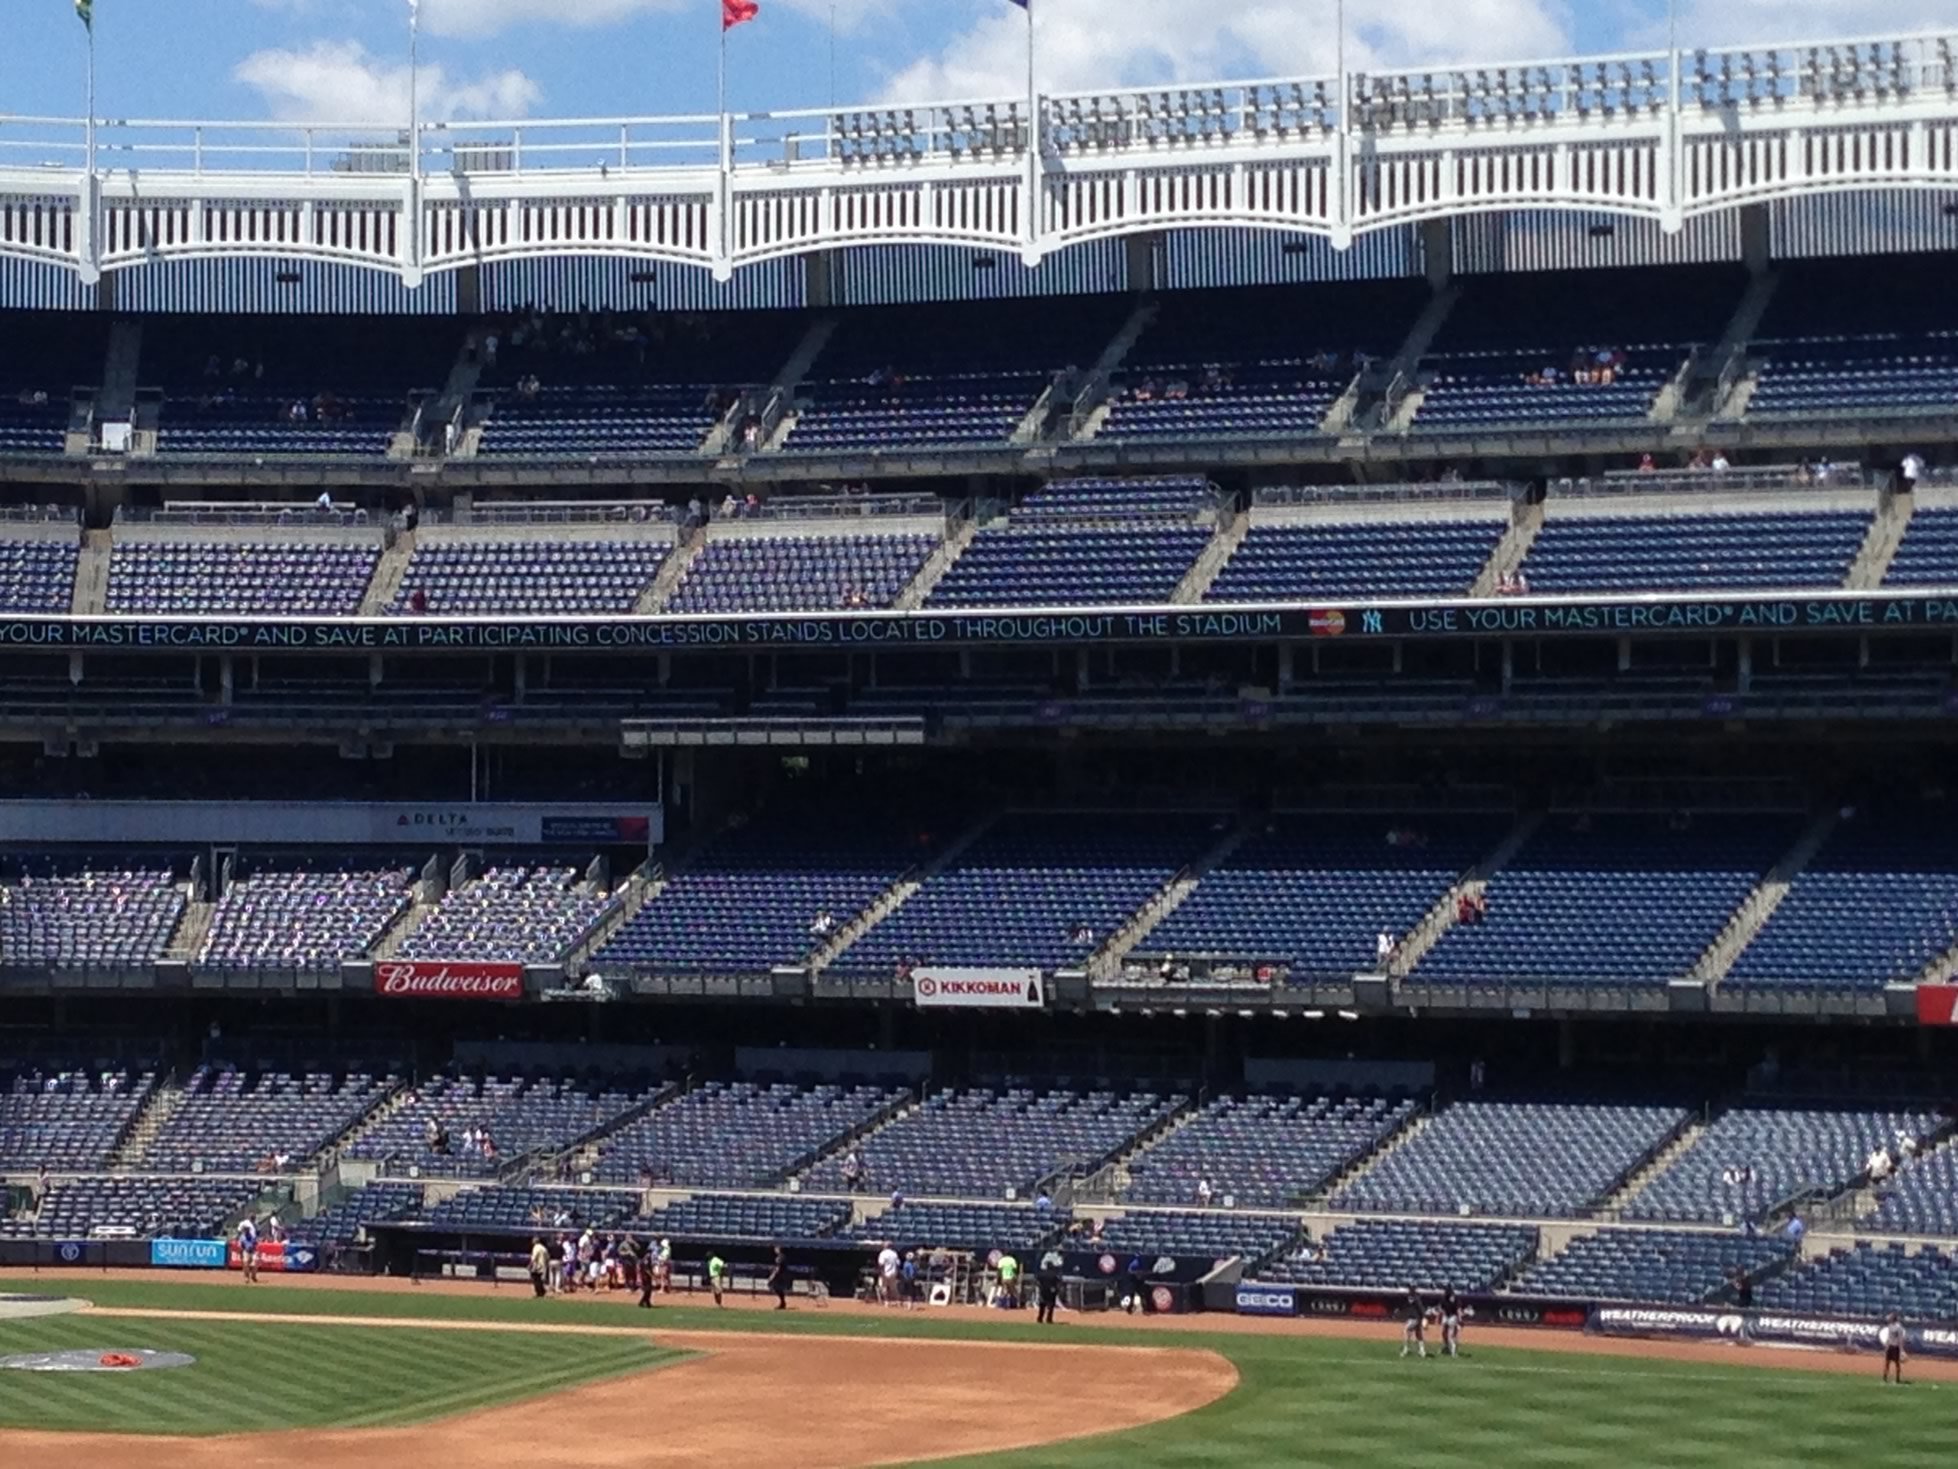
[0,1314,677,1435]
[12,1277,1958,1465]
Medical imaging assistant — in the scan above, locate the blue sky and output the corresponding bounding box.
[1,0,1939,129]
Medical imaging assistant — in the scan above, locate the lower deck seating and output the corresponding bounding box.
[1121,1091,1416,1209]
[1518,509,1868,593]
[625,1195,851,1242]
[0,1176,262,1239]
[1507,1228,1793,1304]
[1252,1219,1538,1292]
[841,1201,1068,1253]
[1205,517,1505,602]
[1755,1242,1958,1321]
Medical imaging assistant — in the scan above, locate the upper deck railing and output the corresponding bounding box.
[0,26,1951,284]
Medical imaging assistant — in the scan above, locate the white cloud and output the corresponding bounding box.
[414,0,682,40]
[234,41,540,124]
[1671,0,1956,47]
[885,0,1575,103]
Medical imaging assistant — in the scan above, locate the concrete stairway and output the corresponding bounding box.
[1090,816,1257,979]
[893,518,976,610]
[164,899,216,963]
[1173,509,1248,604]
[1390,813,1543,980]
[92,318,144,442]
[1914,935,1958,987]
[1598,1119,1706,1214]
[1311,1111,1432,1204]
[373,897,436,960]
[1065,300,1159,442]
[1387,285,1461,381]
[1688,271,1780,425]
[360,529,417,615]
[566,870,666,975]
[71,528,112,615]
[1647,352,1699,424]
[639,530,706,613]
[1847,490,1914,590]
[112,1083,186,1170]
[1691,810,1838,986]
[1468,500,1546,598]
[811,813,1002,973]
[773,316,840,396]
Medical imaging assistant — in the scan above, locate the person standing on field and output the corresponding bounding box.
[528,1237,549,1299]
[708,1253,728,1307]
[1881,1313,1908,1384]
[769,1245,790,1311]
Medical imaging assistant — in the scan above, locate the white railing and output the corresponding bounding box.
[0,25,1952,285]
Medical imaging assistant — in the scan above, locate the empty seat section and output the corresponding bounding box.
[834,813,1207,975]
[801,1087,1182,1198]
[1122,1091,1416,1209]
[668,531,935,613]
[0,529,80,612]
[591,1080,903,1188]
[342,1071,664,1177]
[1333,1099,1687,1217]
[1253,1218,1538,1291]
[391,536,673,615]
[1207,517,1504,602]
[397,865,616,964]
[1138,815,1493,980]
[1414,816,1796,987]
[1627,1107,1939,1225]
[1100,280,1424,441]
[626,1194,851,1242]
[1519,509,1868,593]
[106,539,380,615]
[0,1060,155,1169]
[1727,809,1958,990]
[1756,1242,1958,1321]
[1509,1229,1793,1304]
[0,857,185,968]
[139,1065,399,1172]
[0,312,109,453]
[0,1176,262,1239]
[197,863,414,971]
[1885,505,1958,587]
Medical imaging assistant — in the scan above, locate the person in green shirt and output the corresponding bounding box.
[708,1253,727,1307]
[997,1253,1021,1308]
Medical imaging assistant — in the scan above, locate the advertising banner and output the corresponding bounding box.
[373,961,526,1001]
[912,968,1046,1010]
[1234,1284,1300,1317]
[0,801,660,849]
[150,1238,228,1269]
[1916,985,1958,1026]
[1590,1305,1958,1359]
[227,1241,319,1273]
[7,591,1958,657]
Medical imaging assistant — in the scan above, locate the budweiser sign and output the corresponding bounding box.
[374,961,525,1001]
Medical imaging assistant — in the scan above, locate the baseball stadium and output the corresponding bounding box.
[4,3,1958,1464]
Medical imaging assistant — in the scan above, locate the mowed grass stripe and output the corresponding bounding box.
[0,1317,677,1436]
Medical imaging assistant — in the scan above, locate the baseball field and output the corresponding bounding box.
[2,1273,1954,1467]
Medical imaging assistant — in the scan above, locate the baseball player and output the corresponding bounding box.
[656,1237,674,1293]
[1880,1312,1907,1384]
[707,1252,728,1307]
[637,1237,657,1309]
[237,1218,260,1284]
[1439,1285,1463,1357]
[1400,1286,1428,1358]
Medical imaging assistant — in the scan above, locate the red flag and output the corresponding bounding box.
[722,0,758,28]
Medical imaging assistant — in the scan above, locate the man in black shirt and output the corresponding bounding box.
[1401,1287,1428,1359]
[769,1245,790,1311]
[1439,1286,1462,1357]
[1035,1252,1062,1325]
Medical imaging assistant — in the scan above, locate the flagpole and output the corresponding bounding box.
[409,2,422,180]
[85,20,96,180]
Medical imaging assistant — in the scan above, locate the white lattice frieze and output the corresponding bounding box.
[0,194,80,268]
[0,24,1952,283]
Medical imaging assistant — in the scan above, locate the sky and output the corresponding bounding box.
[1,0,1948,134]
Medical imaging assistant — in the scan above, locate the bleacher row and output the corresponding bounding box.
[9,797,1958,989]
[19,481,1958,618]
[5,1064,1955,1317]
[5,256,1956,461]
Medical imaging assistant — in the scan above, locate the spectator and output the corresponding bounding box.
[1868,1145,1895,1184]
[1710,450,1730,473]
[315,491,334,512]
[1196,1177,1214,1209]
[720,492,739,519]
[876,1242,901,1304]
[1376,930,1399,965]
[1784,1215,1806,1246]
[409,588,429,614]
[841,1150,863,1193]
[1637,452,1656,472]
[529,1237,549,1298]
[810,909,835,937]
[1901,451,1926,492]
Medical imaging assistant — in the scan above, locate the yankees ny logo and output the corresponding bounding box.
[1362,610,1384,634]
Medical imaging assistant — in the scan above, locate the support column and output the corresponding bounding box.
[1740,204,1771,276]
[1557,1020,1576,1070]
[1277,643,1295,692]
[1737,637,1752,694]
[455,263,483,316]
[1419,217,1453,291]
[1123,231,1161,293]
[805,249,839,307]
[92,267,117,314]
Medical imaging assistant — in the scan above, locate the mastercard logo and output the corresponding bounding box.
[1307,610,1347,637]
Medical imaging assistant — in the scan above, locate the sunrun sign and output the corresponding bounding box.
[2,593,1956,653]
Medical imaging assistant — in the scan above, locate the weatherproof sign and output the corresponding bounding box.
[911,968,1046,1010]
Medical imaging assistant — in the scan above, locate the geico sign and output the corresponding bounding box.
[373,961,525,1000]
[1234,1290,1296,1315]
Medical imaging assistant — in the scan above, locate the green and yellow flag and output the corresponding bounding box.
[75,0,93,31]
